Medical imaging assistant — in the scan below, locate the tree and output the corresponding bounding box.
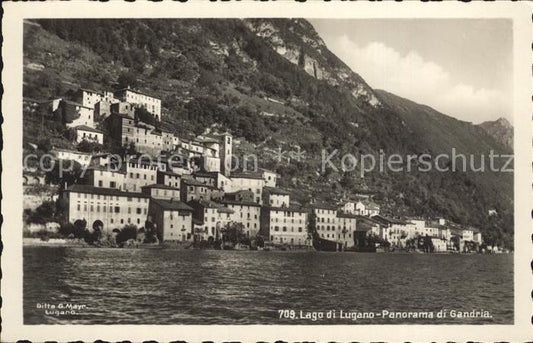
[73,219,87,238]
[27,201,56,224]
[117,71,138,89]
[77,140,104,153]
[116,224,138,245]
[45,159,83,186]
[221,222,245,244]
[37,138,52,153]
[58,222,75,237]
[144,220,159,243]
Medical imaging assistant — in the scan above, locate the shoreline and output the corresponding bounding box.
[22,239,510,254]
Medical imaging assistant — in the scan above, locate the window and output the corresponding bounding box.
[115,206,120,213]
[77,204,81,211]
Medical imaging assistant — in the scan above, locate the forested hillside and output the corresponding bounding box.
[23,18,514,248]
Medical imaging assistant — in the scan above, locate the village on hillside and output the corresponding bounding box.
[23,86,499,253]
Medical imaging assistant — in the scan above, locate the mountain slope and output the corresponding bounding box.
[478,117,513,149]
[23,18,514,248]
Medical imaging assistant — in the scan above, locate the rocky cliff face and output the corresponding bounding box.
[244,19,380,106]
[478,118,513,149]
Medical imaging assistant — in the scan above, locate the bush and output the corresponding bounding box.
[116,224,138,244]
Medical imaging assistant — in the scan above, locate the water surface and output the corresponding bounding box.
[23,247,513,324]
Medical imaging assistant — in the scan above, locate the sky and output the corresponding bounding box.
[309,19,513,124]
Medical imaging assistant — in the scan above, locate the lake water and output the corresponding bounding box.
[23,246,513,324]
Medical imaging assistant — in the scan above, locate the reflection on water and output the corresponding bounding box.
[23,247,513,324]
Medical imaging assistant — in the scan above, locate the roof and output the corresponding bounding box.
[141,183,180,190]
[114,87,160,100]
[75,125,104,134]
[109,112,134,120]
[312,203,338,211]
[61,99,92,109]
[264,205,308,213]
[195,136,220,144]
[230,172,264,180]
[127,156,161,166]
[355,215,382,225]
[189,199,234,213]
[51,148,92,155]
[371,215,407,226]
[259,168,280,177]
[85,165,126,174]
[263,186,291,196]
[181,178,216,188]
[362,200,380,210]
[193,171,219,179]
[151,198,193,211]
[79,88,103,95]
[219,199,261,207]
[65,184,150,198]
[355,220,374,232]
[337,212,358,219]
[157,170,182,177]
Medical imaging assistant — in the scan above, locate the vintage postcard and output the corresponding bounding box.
[2,1,532,342]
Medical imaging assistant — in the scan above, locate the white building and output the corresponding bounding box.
[141,184,180,200]
[260,169,279,188]
[221,199,261,237]
[229,172,265,204]
[313,205,339,242]
[355,200,380,217]
[260,206,309,246]
[148,198,194,242]
[462,228,474,241]
[51,148,93,166]
[337,213,357,249]
[60,100,95,128]
[62,184,150,233]
[114,87,161,121]
[157,170,182,189]
[340,201,357,214]
[75,88,105,109]
[75,125,104,144]
[80,165,125,190]
[123,157,160,192]
[263,187,290,208]
[189,199,234,240]
[431,237,448,252]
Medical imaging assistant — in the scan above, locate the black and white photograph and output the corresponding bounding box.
[2,2,532,342]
